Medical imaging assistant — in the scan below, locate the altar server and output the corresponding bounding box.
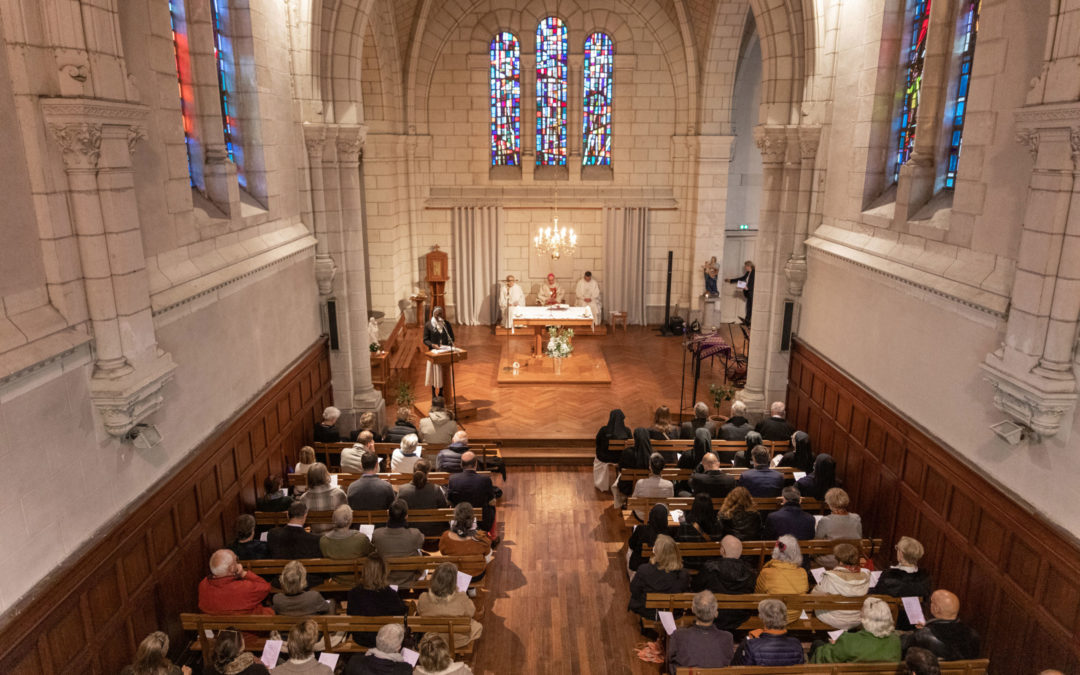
[574,271,602,325]
[498,275,526,328]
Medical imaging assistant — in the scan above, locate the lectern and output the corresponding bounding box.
[421,347,475,419]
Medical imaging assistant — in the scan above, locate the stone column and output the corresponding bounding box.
[302,125,336,296]
[339,127,385,427]
[737,126,788,414]
[982,106,1080,438]
[783,126,820,296]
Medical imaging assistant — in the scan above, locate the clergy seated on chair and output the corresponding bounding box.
[901,589,981,661]
[267,501,323,559]
[681,401,721,440]
[197,548,274,616]
[737,445,785,498]
[498,275,526,329]
[666,590,735,674]
[596,408,633,464]
[631,452,675,521]
[346,450,395,511]
[733,598,807,666]
[810,597,902,664]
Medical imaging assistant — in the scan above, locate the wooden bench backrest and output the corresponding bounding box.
[626,496,825,514]
[619,467,802,482]
[624,438,791,452]
[254,507,454,527]
[675,660,990,675]
[179,613,406,654]
[646,592,901,620]
[640,539,883,565]
[245,555,485,587]
[310,442,501,469]
[288,471,489,488]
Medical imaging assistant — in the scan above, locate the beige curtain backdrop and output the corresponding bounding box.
[603,206,649,324]
[451,205,502,325]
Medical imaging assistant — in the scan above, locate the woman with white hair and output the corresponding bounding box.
[391,433,421,473]
[811,596,901,663]
[755,535,811,622]
[666,590,735,673]
[343,623,412,675]
[314,406,343,443]
[719,400,752,441]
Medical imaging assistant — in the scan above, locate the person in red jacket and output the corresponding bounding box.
[198,549,274,615]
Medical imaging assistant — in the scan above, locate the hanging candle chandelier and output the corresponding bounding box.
[534,216,577,259]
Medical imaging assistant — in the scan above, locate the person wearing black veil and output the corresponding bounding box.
[617,428,654,504]
[675,427,712,494]
[779,431,814,472]
[596,409,632,463]
[796,453,836,499]
[628,503,671,573]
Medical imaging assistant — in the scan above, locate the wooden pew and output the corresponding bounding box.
[288,471,491,489]
[245,555,487,593]
[646,593,901,633]
[180,612,474,657]
[618,467,803,483]
[676,661,991,675]
[623,438,791,456]
[254,508,455,541]
[640,539,884,568]
[312,441,503,472]
[624,496,826,527]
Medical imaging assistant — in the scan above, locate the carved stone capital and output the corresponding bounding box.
[303,123,327,158]
[90,351,177,437]
[753,125,788,165]
[981,356,1077,439]
[315,254,337,296]
[336,125,367,165]
[128,125,147,157]
[48,122,102,170]
[797,126,822,161]
[1071,129,1080,170]
[784,256,808,297]
[1014,129,1039,162]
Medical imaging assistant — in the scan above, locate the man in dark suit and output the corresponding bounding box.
[447,451,498,539]
[755,401,796,441]
[690,452,736,499]
[737,446,785,498]
[764,486,816,540]
[346,451,396,510]
[680,402,720,439]
[267,501,322,559]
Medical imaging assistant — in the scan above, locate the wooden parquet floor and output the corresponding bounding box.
[469,466,657,675]
[404,324,746,440]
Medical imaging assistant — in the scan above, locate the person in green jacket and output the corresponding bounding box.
[811,597,902,663]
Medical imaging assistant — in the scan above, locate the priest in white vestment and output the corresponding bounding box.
[537,273,565,305]
[574,271,602,325]
[498,274,526,328]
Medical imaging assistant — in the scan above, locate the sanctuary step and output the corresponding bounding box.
[495,323,607,336]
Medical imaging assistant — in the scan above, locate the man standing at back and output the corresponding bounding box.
[448,451,498,541]
[346,451,396,510]
[755,402,795,441]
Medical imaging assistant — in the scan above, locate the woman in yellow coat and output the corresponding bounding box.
[755,535,811,622]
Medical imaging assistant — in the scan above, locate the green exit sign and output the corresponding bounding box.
[739,224,750,230]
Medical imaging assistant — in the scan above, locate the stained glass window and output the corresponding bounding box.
[169,0,197,186]
[583,32,613,166]
[490,33,521,166]
[210,0,244,186]
[895,0,931,181]
[945,0,980,188]
[536,17,567,166]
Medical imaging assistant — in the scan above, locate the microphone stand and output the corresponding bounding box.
[679,324,688,416]
[447,330,459,422]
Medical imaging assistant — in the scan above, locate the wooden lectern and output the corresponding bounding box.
[425,246,448,314]
[421,347,476,419]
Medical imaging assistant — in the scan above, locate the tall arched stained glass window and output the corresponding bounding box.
[945,0,980,188]
[169,0,197,186]
[582,32,613,166]
[490,32,521,166]
[895,0,931,181]
[536,17,567,166]
[210,0,244,186]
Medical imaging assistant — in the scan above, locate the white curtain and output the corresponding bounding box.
[603,206,649,324]
[451,205,502,325]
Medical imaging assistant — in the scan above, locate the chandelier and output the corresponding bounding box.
[534,216,577,259]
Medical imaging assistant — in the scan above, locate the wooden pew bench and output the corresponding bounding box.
[623,438,791,456]
[640,539,884,568]
[245,555,488,594]
[312,442,503,473]
[180,612,474,657]
[288,470,492,490]
[646,593,902,633]
[255,508,456,542]
[623,496,826,527]
[618,467,803,483]
[676,660,991,674]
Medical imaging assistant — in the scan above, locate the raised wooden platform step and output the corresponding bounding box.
[495,323,607,337]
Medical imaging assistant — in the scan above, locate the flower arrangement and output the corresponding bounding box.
[545,326,574,359]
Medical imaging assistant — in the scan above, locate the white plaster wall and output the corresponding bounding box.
[799,251,1080,540]
[0,256,320,616]
[725,36,762,233]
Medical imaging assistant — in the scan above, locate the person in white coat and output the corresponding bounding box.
[574,271,602,325]
[498,274,526,328]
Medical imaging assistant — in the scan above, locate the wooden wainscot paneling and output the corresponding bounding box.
[787,338,1080,675]
[0,337,331,674]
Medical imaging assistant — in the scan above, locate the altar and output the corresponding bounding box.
[508,305,596,356]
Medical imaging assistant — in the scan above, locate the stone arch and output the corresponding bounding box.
[699,2,755,134]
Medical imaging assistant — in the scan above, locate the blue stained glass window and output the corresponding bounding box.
[169,0,197,186]
[945,0,980,188]
[536,17,567,166]
[583,32,614,166]
[490,32,521,166]
[210,0,244,186]
[895,0,931,181]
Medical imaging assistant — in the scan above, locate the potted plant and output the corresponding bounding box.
[394,379,415,410]
[709,382,736,419]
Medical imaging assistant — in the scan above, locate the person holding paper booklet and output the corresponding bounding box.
[871,535,933,630]
[372,500,426,587]
[901,589,981,661]
[726,260,755,326]
[796,453,837,500]
[810,597,902,663]
[344,624,413,675]
[206,630,271,675]
[815,488,863,540]
[230,514,269,561]
[268,620,333,675]
[416,562,483,649]
[628,535,690,623]
[665,590,735,674]
[811,543,873,630]
[320,504,375,584]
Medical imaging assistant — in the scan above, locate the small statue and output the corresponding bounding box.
[368,316,381,351]
[703,257,719,296]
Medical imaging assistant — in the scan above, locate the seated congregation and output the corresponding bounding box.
[604,401,986,673]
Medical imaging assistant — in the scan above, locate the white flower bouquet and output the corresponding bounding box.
[545,326,574,359]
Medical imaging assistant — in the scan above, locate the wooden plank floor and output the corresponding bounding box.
[470,466,657,674]
[403,324,747,440]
